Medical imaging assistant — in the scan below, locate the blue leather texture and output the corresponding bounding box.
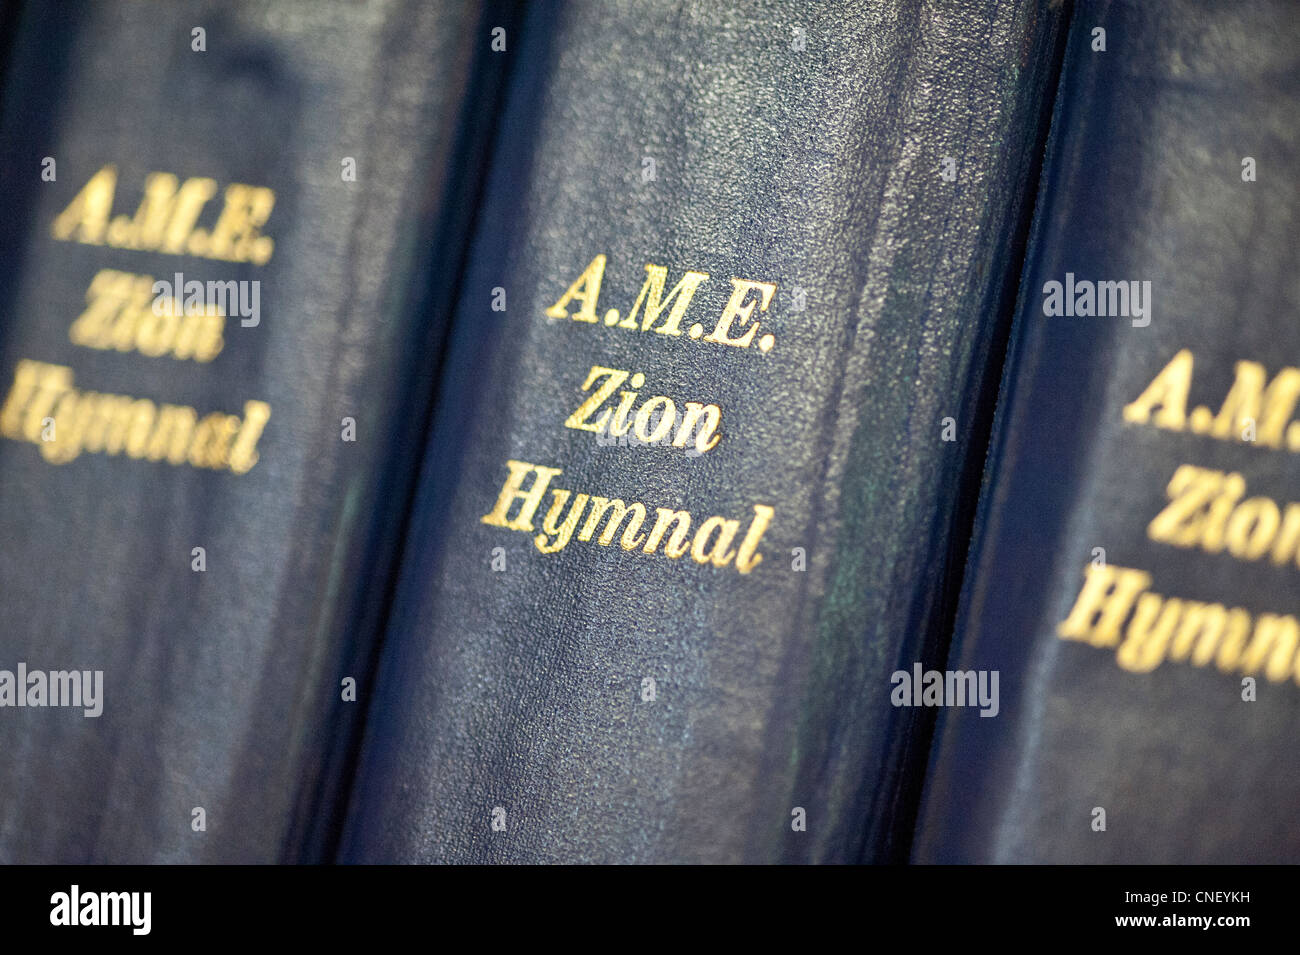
[341,0,1066,863]
[915,0,1300,863]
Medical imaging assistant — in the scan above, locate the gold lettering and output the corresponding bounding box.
[691,516,739,567]
[578,497,646,549]
[1270,503,1300,567]
[645,508,692,558]
[226,400,272,474]
[1224,496,1281,560]
[0,360,44,438]
[1212,607,1256,672]
[120,399,158,460]
[481,460,561,530]
[564,366,626,433]
[51,165,117,245]
[1122,349,1193,431]
[1116,593,1182,673]
[1240,614,1300,682]
[69,269,132,349]
[1147,465,1244,551]
[0,361,266,473]
[76,393,135,457]
[703,278,776,349]
[1063,561,1300,685]
[191,412,242,469]
[107,172,217,254]
[1197,360,1300,448]
[40,389,88,464]
[69,269,225,362]
[618,264,709,335]
[534,490,590,554]
[196,183,275,264]
[53,167,275,262]
[146,404,198,464]
[22,363,74,442]
[482,462,772,573]
[633,396,675,444]
[545,255,606,323]
[1057,564,1152,648]
[735,505,774,574]
[673,402,722,453]
[1168,602,1235,666]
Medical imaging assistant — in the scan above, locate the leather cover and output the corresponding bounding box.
[341,0,1067,863]
[0,0,493,862]
[913,0,1300,862]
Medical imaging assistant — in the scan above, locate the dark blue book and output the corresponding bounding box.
[338,0,1068,864]
[913,0,1300,863]
[0,0,504,862]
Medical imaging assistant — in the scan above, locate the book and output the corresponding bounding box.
[338,0,1069,864]
[912,0,1300,863]
[0,0,503,863]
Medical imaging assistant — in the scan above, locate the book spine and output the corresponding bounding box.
[914,0,1300,863]
[340,0,1067,864]
[0,0,491,863]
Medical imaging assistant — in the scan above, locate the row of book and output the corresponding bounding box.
[0,0,1295,863]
